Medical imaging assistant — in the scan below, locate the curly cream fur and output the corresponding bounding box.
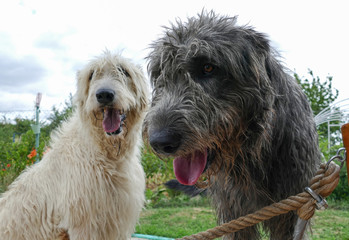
[0,51,149,240]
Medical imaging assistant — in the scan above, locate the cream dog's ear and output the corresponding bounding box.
[135,65,149,111]
[75,66,94,110]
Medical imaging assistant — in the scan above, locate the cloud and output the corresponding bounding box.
[0,33,14,52]
[34,32,68,51]
[34,28,78,52]
[0,92,36,111]
[0,54,47,94]
[0,0,348,118]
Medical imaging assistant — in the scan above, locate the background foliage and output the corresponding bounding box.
[295,70,339,116]
[295,70,347,201]
[0,126,49,192]
[0,71,348,202]
[0,96,73,193]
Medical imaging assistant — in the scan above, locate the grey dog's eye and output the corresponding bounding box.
[203,64,214,74]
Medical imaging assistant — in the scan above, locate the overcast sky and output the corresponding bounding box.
[0,0,348,120]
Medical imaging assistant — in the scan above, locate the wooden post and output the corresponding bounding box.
[341,123,349,184]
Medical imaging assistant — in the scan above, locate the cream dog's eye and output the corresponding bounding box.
[119,67,130,78]
[88,70,94,81]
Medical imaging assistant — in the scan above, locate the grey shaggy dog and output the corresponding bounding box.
[144,11,320,240]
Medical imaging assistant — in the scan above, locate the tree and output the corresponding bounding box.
[0,118,34,143]
[295,70,348,200]
[13,118,34,134]
[295,69,341,156]
[295,70,340,142]
[41,93,74,135]
[294,70,339,116]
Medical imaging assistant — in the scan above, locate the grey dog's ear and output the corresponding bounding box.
[243,28,270,54]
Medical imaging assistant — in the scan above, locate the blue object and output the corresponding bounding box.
[131,233,175,240]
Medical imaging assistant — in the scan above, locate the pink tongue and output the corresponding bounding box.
[102,108,121,133]
[173,150,207,186]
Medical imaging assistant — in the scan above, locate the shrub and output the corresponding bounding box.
[318,141,348,202]
[329,166,349,201]
[141,143,176,206]
[0,130,49,193]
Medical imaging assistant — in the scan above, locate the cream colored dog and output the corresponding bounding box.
[0,51,149,240]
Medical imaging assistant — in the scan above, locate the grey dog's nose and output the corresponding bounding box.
[96,89,115,104]
[149,129,182,155]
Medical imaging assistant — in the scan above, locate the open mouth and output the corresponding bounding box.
[102,108,126,135]
[173,149,210,186]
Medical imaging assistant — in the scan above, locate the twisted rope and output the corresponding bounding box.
[178,161,340,240]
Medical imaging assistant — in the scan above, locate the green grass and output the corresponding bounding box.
[311,203,349,240]
[136,207,216,238]
[135,199,349,239]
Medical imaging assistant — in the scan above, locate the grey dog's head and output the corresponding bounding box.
[144,11,279,185]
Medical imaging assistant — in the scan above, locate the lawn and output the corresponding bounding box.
[136,207,216,238]
[312,204,349,240]
[135,199,349,239]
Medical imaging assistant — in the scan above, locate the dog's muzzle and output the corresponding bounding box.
[101,108,126,136]
[96,88,126,136]
[148,128,210,185]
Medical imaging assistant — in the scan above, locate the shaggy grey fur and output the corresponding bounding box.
[144,11,320,240]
